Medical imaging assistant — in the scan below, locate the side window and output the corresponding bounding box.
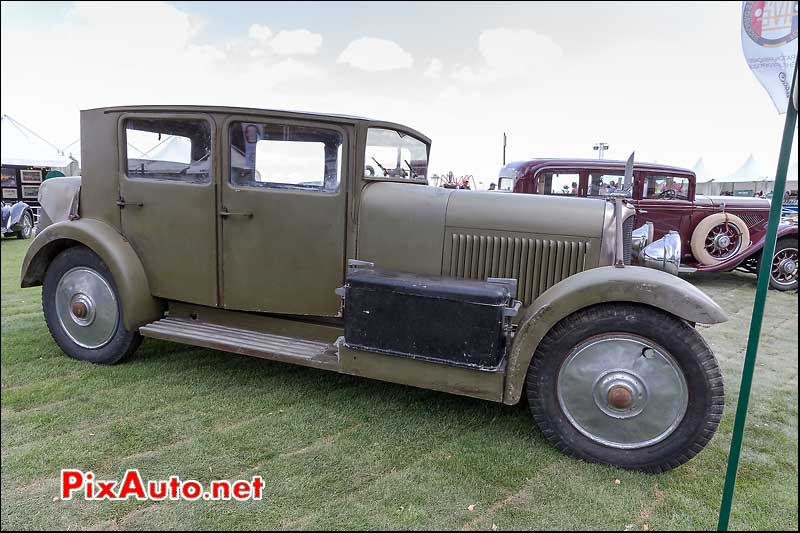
[230,122,342,192]
[536,172,580,195]
[126,118,211,184]
[643,175,689,200]
[587,172,625,197]
[364,128,427,181]
[498,177,514,191]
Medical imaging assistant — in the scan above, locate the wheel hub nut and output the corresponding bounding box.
[71,301,88,319]
[607,385,634,410]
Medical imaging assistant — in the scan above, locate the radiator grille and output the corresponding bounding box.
[623,216,634,266]
[735,212,766,228]
[447,234,590,305]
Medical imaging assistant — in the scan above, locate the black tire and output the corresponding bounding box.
[525,303,724,473]
[15,211,33,239]
[762,237,798,291]
[43,246,142,364]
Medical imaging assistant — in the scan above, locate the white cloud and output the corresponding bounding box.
[479,28,562,71]
[261,58,324,85]
[269,29,322,55]
[0,1,329,148]
[423,58,443,79]
[337,37,413,72]
[454,28,564,86]
[248,23,273,45]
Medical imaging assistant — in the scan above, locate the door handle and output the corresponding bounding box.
[116,199,144,208]
[219,208,254,219]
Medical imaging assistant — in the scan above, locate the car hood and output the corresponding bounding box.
[696,195,771,209]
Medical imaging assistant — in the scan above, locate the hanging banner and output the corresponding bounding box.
[741,1,798,113]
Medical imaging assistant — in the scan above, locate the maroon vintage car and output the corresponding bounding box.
[497,158,798,290]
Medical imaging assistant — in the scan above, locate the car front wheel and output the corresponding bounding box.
[43,246,142,364]
[526,303,724,473]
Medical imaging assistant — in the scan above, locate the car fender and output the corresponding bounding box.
[20,218,161,331]
[502,265,728,405]
[7,202,31,229]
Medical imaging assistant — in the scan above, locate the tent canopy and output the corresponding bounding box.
[1,115,78,169]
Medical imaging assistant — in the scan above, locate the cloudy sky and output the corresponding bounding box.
[1,1,796,185]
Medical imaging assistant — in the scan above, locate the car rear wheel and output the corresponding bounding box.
[43,246,142,364]
[525,303,724,473]
[763,237,798,291]
[16,211,33,239]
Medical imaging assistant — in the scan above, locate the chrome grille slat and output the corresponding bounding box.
[448,233,591,305]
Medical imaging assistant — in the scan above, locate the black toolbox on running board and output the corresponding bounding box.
[339,265,519,369]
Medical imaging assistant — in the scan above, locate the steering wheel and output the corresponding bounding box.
[365,165,375,177]
[657,189,677,199]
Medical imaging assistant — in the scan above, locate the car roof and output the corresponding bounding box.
[503,158,694,176]
[85,105,431,145]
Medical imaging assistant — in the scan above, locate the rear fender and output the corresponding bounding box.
[20,218,161,331]
[502,266,727,405]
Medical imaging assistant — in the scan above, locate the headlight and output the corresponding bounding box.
[640,231,681,276]
[631,222,654,258]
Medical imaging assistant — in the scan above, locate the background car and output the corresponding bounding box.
[1,200,35,239]
[498,158,798,290]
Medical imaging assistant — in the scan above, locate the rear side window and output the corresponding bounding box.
[125,118,212,184]
[229,122,343,192]
[588,172,625,197]
[535,172,580,195]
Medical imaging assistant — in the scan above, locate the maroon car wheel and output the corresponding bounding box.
[764,237,798,291]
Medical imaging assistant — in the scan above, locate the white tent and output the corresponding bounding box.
[1,115,80,175]
[691,157,711,182]
[694,154,798,197]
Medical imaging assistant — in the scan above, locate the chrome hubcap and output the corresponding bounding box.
[771,248,798,286]
[705,223,742,261]
[557,334,688,449]
[713,234,731,249]
[55,267,118,348]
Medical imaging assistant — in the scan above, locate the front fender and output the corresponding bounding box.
[502,266,727,405]
[21,218,161,331]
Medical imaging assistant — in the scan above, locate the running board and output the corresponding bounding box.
[139,317,339,370]
[678,265,698,273]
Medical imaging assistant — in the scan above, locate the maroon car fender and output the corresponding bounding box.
[695,223,798,272]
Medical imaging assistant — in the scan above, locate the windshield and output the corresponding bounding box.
[364,128,427,181]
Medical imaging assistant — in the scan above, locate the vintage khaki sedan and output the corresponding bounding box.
[23,106,728,472]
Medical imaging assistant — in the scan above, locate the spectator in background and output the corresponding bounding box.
[488,183,497,191]
[571,182,578,195]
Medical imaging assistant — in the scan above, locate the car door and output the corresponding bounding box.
[635,172,694,256]
[220,116,349,316]
[118,113,218,306]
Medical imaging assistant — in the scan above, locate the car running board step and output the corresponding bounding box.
[140,317,339,369]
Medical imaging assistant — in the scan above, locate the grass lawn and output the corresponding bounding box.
[1,237,797,530]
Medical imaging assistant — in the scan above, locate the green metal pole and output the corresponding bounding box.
[717,68,797,531]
